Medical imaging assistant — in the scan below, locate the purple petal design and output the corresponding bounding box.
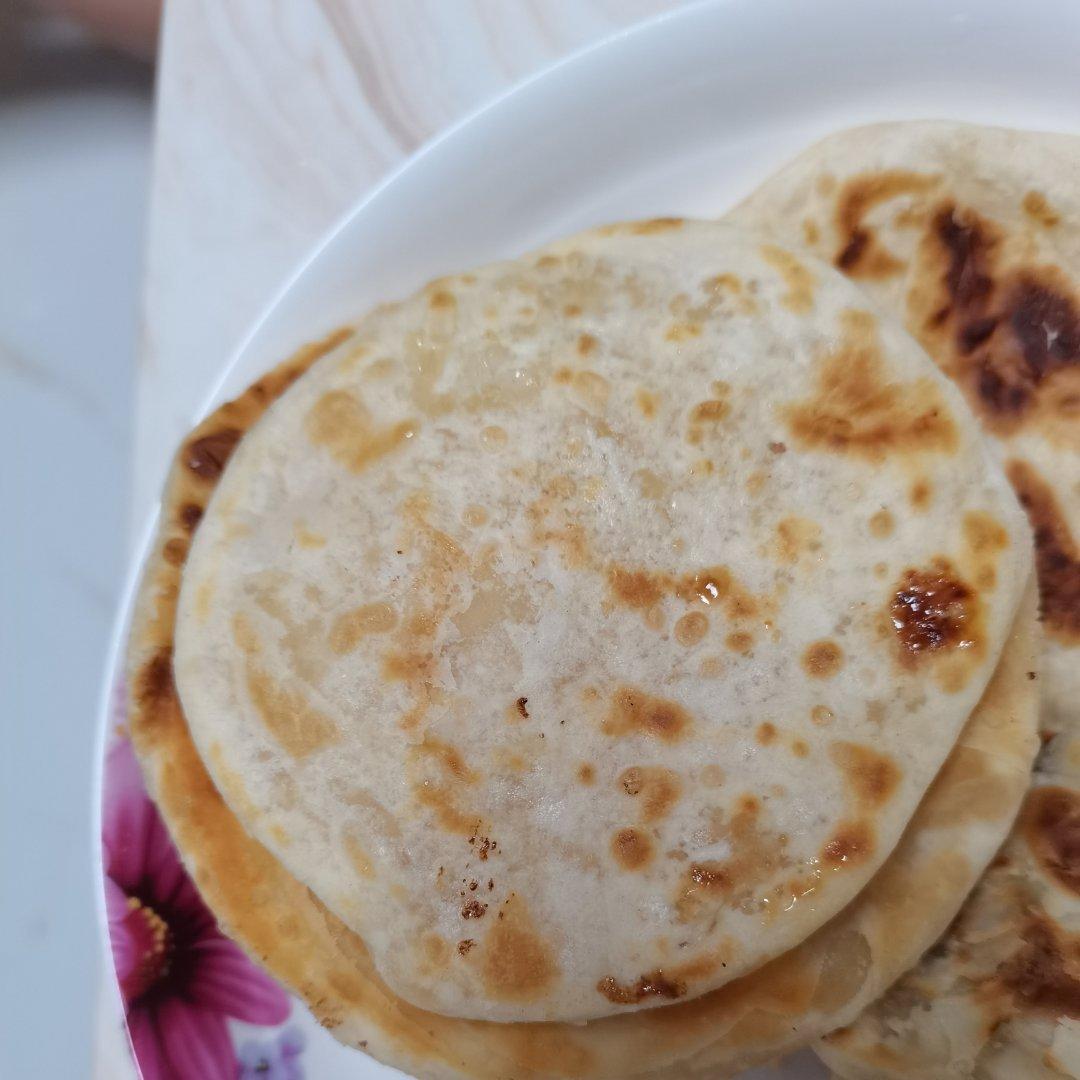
[103,734,293,1078]
[188,935,291,1024]
[156,997,235,1080]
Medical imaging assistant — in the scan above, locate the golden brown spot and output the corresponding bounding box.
[329,603,397,655]
[244,662,339,759]
[461,899,488,919]
[231,613,259,655]
[480,425,508,450]
[417,735,476,784]
[560,368,610,407]
[1023,190,1061,228]
[775,516,823,562]
[676,566,729,605]
[784,309,958,460]
[162,538,188,566]
[909,477,933,511]
[791,739,809,758]
[184,428,242,480]
[821,820,875,867]
[675,565,762,625]
[610,827,653,871]
[891,561,981,658]
[691,398,730,423]
[1022,785,1080,897]
[756,721,778,746]
[382,650,434,683]
[480,898,556,1001]
[829,742,902,808]
[963,510,1009,554]
[597,970,686,1004]
[674,611,709,647]
[635,388,659,418]
[618,766,681,822]
[631,217,685,234]
[343,834,375,879]
[833,170,940,277]
[802,640,844,679]
[527,479,590,569]
[428,288,455,310]
[745,470,767,496]
[306,390,417,473]
[293,522,326,548]
[563,303,582,317]
[607,566,667,611]
[802,218,821,245]
[1008,460,1080,641]
[577,333,598,356]
[999,915,1080,1017]
[686,388,731,445]
[868,509,895,538]
[665,322,702,343]
[137,648,175,712]
[726,631,754,654]
[761,244,816,312]
[576,763,595,785]
[603,687,691,743]
[177,501,203,532]
[811,705,834,726]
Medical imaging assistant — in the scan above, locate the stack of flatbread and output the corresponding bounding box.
[127,121,1079,1078]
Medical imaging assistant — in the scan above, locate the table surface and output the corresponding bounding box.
[105,1,680,1072]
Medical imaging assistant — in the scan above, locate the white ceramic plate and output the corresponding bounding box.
[96,0,1080,1076]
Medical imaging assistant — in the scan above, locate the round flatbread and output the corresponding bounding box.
[170,220,1029,1023]
[731,120,1080,734]
[129,340,1038,1079]
[817,715,1080,1080]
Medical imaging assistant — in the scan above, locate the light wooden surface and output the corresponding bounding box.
[133,0,679,531]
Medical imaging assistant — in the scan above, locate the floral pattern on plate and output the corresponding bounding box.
[102,684,300,1079]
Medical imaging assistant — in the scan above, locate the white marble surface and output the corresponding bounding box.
[1,69,152,1079]
[134,0,679,530]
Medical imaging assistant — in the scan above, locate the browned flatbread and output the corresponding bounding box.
[128,330,1037,1079]
[170,223,1029,1025]
[732,120,1080,735]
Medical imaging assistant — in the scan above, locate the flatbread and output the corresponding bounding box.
[171,220,1029,1022]
[129,340,1038,1079]
[817,713,1080,1080]
[731,120,1080,733]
